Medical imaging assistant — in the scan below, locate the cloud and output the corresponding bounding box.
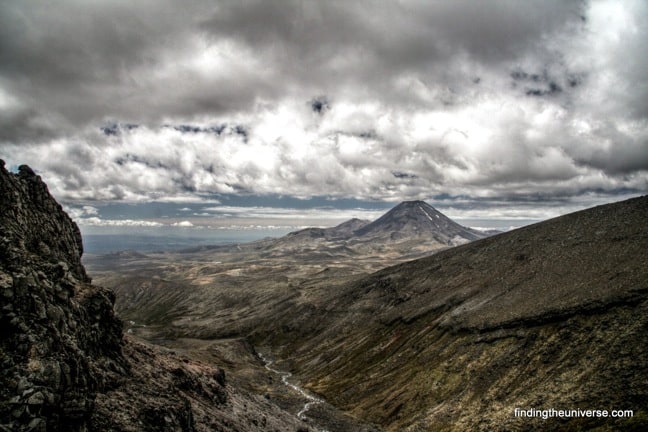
[0,0,646,218]
[65,205,99,219]
[75,217,164,227]
[172,220,194,227]
[201,205,385,221]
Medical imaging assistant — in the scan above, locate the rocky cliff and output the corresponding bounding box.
[0,161,124,431]
[0,161,312,432]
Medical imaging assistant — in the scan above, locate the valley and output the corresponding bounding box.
[84,196,648,431]
[82,201,492,431]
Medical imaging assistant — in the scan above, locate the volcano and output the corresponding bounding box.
[353,200,487,245]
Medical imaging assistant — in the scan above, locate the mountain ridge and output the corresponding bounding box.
[162,200,491,261]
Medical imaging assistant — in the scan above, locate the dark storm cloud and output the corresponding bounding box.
[201,0,581,66]
[0,105,59,142]
[0,6,154,88]
[199,0,584,101]
[0,0,646,216]
[0,0,277,138]
[0,2,173,128]
[0,0,600,139]
[570,124,648,175]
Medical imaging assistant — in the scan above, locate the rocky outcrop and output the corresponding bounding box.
[0,161,124,431]
[0,163,89,282]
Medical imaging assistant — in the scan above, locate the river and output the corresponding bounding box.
[258,352,330,431]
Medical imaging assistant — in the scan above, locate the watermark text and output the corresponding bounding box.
[514,408,633,420]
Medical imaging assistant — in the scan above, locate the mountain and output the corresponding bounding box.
[282,217,371,242]
[285,200,486,246]
[265,195,648,431]
[254,201,489,261]
[353,200,485,244]
[330,217,372,237]
[0,161,317,432]
[166,201,489,263]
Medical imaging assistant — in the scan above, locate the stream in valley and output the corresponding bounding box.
[256,351,382,432]
[258,352,329,431]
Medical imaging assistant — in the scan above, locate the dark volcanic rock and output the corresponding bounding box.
[0,161,124,431]
[1,162,88,282]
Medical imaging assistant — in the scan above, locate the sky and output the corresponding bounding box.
[1,0,647,234]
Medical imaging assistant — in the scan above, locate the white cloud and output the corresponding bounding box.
[172,220,194,227]
[202,205,385,221]
[75,217,164,227]
[65,205,99,219]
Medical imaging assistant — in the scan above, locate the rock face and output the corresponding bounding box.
[0,163,89,282]
[0,161,124,431]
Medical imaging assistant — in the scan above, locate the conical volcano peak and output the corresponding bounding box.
[396,200,431,207]
[353,200,486,245]
[378,200,448,222]
[392,200,442,213]
[394,200,438,212]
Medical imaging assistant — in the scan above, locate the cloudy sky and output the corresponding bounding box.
[1,0,647,232]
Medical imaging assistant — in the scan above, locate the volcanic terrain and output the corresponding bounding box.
[89,195,648,431]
